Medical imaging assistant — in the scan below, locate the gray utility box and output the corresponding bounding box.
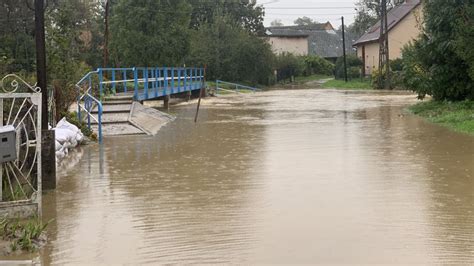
[0,125,17,163]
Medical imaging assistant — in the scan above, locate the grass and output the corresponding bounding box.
[0,216,52,252]
[321,79,372,90]
[293,74,333,84]
[408,100,474,135]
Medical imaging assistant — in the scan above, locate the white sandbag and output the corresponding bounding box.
[64,137,77,149]
[75,131,84,144]
[56,117,80,135]
[56,150,66,161]
[55,128,75,144]
[55,140,62,151]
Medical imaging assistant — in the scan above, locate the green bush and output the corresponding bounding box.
[371,65,405,90]
[335,55,363,80]
[303,55,334,76]
[274,53,305,82]
[401,0,474,101]
[390,58,403,71]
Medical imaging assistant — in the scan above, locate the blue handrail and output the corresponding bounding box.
[76,71,103,143]
[215,80,259,95]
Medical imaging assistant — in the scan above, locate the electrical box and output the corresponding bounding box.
[0,125,17,163]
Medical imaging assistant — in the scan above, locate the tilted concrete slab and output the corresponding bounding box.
[129,102,175,135]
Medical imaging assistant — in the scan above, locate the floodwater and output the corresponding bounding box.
[16,89,474,263]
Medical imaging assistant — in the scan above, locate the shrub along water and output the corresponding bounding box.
[334,55,364,81]
[401,0,474,101]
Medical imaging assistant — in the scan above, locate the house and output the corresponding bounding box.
[265,22,356,62]
[353,0,423,75]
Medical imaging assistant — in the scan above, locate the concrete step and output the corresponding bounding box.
[92,122,145,136]
[92,104,131,113]
[105,95,134,101]
[91,112,129,124]
[102,100,133,105]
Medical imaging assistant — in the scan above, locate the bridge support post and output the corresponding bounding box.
[186,91,191,102]
[164,95,170,109]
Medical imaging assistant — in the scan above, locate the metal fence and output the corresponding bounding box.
[0,74,42,218]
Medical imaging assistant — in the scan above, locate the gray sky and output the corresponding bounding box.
[257,0,358,28]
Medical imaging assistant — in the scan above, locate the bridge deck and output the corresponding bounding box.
[110,81,203,101]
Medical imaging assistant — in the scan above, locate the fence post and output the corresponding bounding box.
[123,70,127,93]
[199,68,203,89]
[133,67,138,100]
[111,69,116,94]
[164,67,168,95]
[98,68,104,100]
[216,80,219,96]
[144,68,149,100]
[193,68,196,90]
[178,68,181,93]
[184,68,187,92]
[171,67,175,94]
[156,68,159,95]
[98,103,103,143]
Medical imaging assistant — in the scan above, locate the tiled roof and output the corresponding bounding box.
[265,23,356,58]
[309,30,357,58]
[353,0,421,45]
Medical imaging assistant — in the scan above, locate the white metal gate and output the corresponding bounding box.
[0,74,42,218]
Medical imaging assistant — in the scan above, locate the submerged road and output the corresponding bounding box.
[15,89,474,264]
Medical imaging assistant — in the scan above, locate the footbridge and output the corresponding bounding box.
[76,67,205,142]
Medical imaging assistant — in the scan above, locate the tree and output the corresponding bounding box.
[270,19,283,26]
[109,0,192,66]
[294,16,318,26]
[454,3,474,81]
[189,0,265,34]
[46,0,98,117]
[189,15,273,84]
[349,0,402,37]
[402,0,474,101]
[0,0,36,73]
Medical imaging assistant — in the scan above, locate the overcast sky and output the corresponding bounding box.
[256,0,358,28]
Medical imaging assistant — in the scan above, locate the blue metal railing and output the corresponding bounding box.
[95,67,204,101]
[76,70,103,143]
[76,66,205,142]
[215,80,259,95]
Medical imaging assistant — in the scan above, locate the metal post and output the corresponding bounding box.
[98,104,103,143]
[342,16,348,82]
[194,67,206,123]
[155,68,159,98]
[171,67,175,94]
[123,70,127,93]
[144,68,148,100]
[178,67,181,93]
[87,97,91,129]
[164,67,168,95]
[133,67,138,99]
[111,70,116,94]
[184,68,187,92]
[98,68,104,99]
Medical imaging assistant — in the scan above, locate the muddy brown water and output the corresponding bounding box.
[7,89,474,264]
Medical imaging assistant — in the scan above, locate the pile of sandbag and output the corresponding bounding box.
[54,118,84,163]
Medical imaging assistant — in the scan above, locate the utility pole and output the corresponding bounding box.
[104,0,110,67]
[378,0,390,89]
[341,16,348,82]
[35,0,56,189]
